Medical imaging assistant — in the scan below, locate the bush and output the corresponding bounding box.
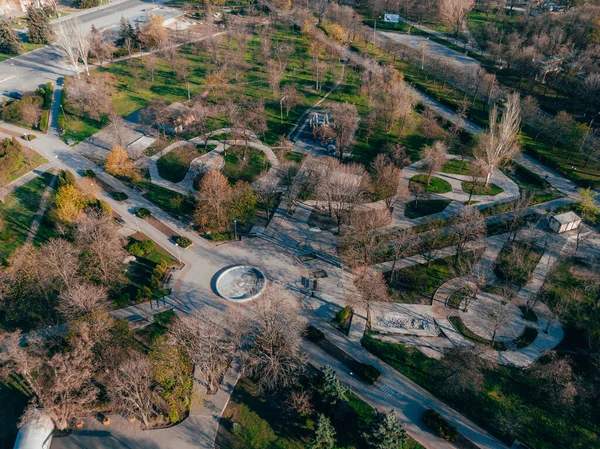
[111,191,128,201]
[83,169,97,178]
[57,170,76,188]
[135,207,151,218]
[140,239,155,253]
[136,286,153,302]
[22,134,36,141]
[335,306,353,324]
[150,275,161,289]
[422,409,459,442]
[354,362,382,384]
[127,242,145,257]
[209,232,230,241]
[44,82,53,110]
[305,325,325,342]
[0,229,11,241]
[154,309,176,328]
[175,236,192,248]
[57,115,65,132]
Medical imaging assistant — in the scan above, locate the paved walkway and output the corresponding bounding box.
[25,169,57,244]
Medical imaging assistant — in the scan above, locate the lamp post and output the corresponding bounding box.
[233,219,237,240]
[174,243,181,264]
[349,371,354,394]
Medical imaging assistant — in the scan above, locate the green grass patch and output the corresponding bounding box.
[442,159,475,175]
[404,199,451,219]
[448,315,507,350]
[140,181,195,220]
[156,144,204,183]
[222,146,271,184]
[385,253,476,304]
[283,151,306,164]
[0,172,52,264]
[461,181,504,196]
[409,174,452,193]
[62,113,103,144]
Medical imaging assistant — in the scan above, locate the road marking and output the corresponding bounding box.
[379,384,403,399]
[0,75,16,84]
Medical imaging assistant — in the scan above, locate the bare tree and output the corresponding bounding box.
[388,228,418,281]
[340,208,391,267]
[349,266,392,330]
[371,154,403,210]
[1,332,97,431]
[328,102,360,160]
[58,283,109,321]
[420,220,446,267]
[281,83,300,117]
[66,75,114,122]
[108,353,158,426]
[38,238,80,291]
[442,346,493,395]
[315,157,367,234]
[242,285,306,392]
[529,351,578,408]
[475,93,521,186]
[195,171,232,234]
[421,141,447,185]
[169,310,233,393]
[53,20,82,77]
[487,296,511,348]
[449,207,485,266]
[439,0,475,37]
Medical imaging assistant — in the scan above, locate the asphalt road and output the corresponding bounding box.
[0,0,181,98]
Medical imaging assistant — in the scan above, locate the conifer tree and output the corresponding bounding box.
[27,5,53,44]
[309,414,337,449]
[363,410,407,449]
[0,19,23,55]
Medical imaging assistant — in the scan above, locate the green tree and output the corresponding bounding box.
[0,19,23,55]
[229,181,257,223]
[73,0,100,8]
[574,188,600,252]
[309,414,337,449]
[27,5,53,44]
[363,410,407,449]
[57,169,77,188]
[117,16,136,47]
[318,366,348,406]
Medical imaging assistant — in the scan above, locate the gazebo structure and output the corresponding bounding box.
[549,211,581,234]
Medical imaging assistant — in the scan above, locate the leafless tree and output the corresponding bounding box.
[328,102,360,160]
[20,101,42,128]
[315,157,367,234]
[529,351,578,409]
[169,310,233,393]
[38,238,81,291]
[420,220,446,267]
[340,208,391,267]
[475,93,521,186]
[450,207,485,266]
[487,296,511,348]
[67,75,114,122]
[242,285,306,392]
[388,228,418,282]
[74,212,127,287]
[58,283,109,321]
[195,171,232,234]
[371,154,403,210]
[349,266,392,330]
[53,20,84,77]
[108,353,158,426]
[1,332,97,431]
[385,142,411,168]
[442,346,493,395]
[281,83,300,117]
[421,141,447,185]
[439,0,475,37]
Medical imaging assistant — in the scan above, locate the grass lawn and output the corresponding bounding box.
[494,242,542,288]
[448,315,507,350]
[361,334,600,449]
[404,199,451,219]
[0,375,30,449]
[138,179,195,220]
[460,181,504,196]
[385,253,477,304]
[216,375,424,449]
[222,146,271,184]
[62,113,103,144]
[156,144,205,183]
[409,174,452,193]
[0,43,45,62]
[283,151,306,164]
[5,146,47,185]
[442,159,475,175]
[0,172,52,264]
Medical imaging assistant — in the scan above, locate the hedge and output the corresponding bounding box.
[111,191,129,201]
[354,362,382,384]
[175,236,192,248]
[305,325,325,342]
[43,82,53,110]
[40,110,49,132]
[83,169,97,178]
[422,409,459,442]
[135,207,151,218]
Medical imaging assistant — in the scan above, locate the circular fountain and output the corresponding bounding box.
[214,265,267,303]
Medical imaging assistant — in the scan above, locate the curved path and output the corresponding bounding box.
[148,129,280,195]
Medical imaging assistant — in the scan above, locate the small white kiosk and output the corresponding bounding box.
[549,211,581,234]
[13,410,53,449]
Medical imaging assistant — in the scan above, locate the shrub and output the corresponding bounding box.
[57,170,76,188]
[117,292,131,305]
[154,309,176,328]
[111,191,128,201]
[82,169,97,178]
[136,286,153,302]
[150,275,160,289]
[0,229,11,241]
[96,200,112,217]
[152,266,165,278]
[305,325,325,342]
[57,115,65,131]
[140,239,155,253]
[44,82,53,109]
[22,134,36,141]
[175,236,192,248]
[135,207,151,218]
[422,409,459,442]
[127,242,145,257]
[354,362,382,384]
[335,306,353,324]
[209,232,230,241]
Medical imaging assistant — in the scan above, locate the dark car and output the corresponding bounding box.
[6,91,23,99]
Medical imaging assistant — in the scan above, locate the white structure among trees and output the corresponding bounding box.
[549,212,581,233]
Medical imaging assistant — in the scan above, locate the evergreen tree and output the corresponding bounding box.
[73,0,100,8]
[363,410,407,449]
[117,16,135,46]
[309,414,337,449]
[0,19,23,55]
[27,5,53,44]
[318,366,348,406]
